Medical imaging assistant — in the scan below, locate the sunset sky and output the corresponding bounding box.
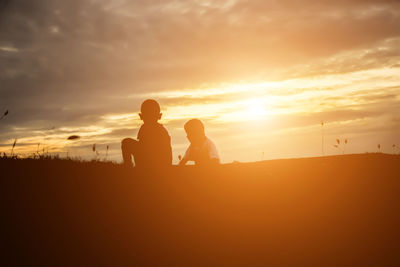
[1,0,400,163]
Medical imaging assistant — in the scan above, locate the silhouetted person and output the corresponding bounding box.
[121,99,172,168]
[179,119,220,166]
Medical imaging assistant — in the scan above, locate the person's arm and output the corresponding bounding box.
[165,134,172,165]
[159,127,172,166]
[209,158,220,165]
[178,157,188,166]
[179,147,191,166]
[207,139,220,164]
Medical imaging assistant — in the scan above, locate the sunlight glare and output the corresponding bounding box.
[245,99,267,119]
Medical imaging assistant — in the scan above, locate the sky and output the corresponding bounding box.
[0,0,400,163]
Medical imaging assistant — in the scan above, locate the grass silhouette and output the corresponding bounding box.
[2,153,400,266]
[333,138,349,154]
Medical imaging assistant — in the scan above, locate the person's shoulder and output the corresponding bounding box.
[157,123,170,135]
[158,123,168,131]
[205,137,217,147]
[150,123,170,143]
[137,124,145,139]
[138,123,162,139]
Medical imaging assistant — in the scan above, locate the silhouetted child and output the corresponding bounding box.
[121,99,172,168]
[179,119,220,166]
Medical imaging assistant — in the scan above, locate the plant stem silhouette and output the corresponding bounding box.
[11,139,17,157]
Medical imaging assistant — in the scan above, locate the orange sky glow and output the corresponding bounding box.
[1,0,399,163]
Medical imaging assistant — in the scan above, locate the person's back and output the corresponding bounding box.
[136,121,172,167]
[121,99,172,168]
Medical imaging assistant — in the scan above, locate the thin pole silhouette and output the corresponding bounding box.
[321,121,325,156]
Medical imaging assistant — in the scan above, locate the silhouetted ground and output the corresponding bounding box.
[2,154,400,266]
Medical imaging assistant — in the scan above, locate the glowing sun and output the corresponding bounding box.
[245,99,267,119]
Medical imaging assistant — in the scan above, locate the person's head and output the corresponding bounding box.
[139,99,162,123]
[184,119,206,145]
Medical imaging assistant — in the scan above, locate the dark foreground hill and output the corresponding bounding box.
[2,154,400,266]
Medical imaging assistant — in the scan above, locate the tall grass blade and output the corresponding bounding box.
[11,138,17,156]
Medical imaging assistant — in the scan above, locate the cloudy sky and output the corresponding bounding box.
[0,0,399,163]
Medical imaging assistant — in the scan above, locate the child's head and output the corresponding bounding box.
[184,119,206,145]
[139,99,162,123]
